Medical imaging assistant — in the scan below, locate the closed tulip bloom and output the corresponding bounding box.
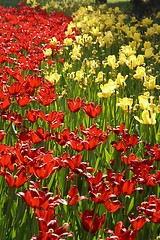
[107,55,118,69]
[145,48,154,58]
[134,66,146,79]
[144,75,156,90]
[143,41,152,49]
[127,55,137,69]
[137,54,144,66]
[138,94,150,110]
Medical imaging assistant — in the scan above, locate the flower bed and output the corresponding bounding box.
[0,2,159,240]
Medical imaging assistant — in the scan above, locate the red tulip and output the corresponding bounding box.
[33,159,59,179]
[82,102,102,118]
[107,122,126,135]
[121,179,136,195]
[79,209,106,233]
[68,185,87,206]
[67,97,84,112]
[105,199,121,212]
[129,214,150,230]
[65,154,82,171]
[26,109,41,123]
[67,136,84,152]
[36,83,57,106]
[121,153,137,165]
[40,111,64,129]
[4,167,29,188]
[137,195,160,223]
[55,128,74,146]
[31,220,73,239]
[8,82,21,95]
[1,110,23,127]
[145,143,160,161]
[0,98,11,110]
[17,187,53,208]
[105,221,138,240]
[111,133,139,153]
[27,74,42,88]
[16,93,33,106]
[80,124,109,142]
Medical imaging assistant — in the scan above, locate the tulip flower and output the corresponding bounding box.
[36,83,57,106]
[117,97,133,113]
[144,48,154,58]
[135,109,156,125]
[67,97,84,112]
[133,66,146,79]
[17,187,53,208]
[107,55,118,69]
[115,73,128,86]
[4,167,29,188]
[143,75,157,90]
[43,48,52,57]
[129,214,150,230]
[79,209,106,233]
[82,102,102,118]
[67,185,87,206]
[137,195,160,224]
[98,80,117,98]
[138,94,150,110]
[105,221,138,240]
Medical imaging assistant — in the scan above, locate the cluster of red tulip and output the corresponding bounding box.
[0,3,159,240]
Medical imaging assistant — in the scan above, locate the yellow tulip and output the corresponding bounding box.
[135,110,156,125]
[70,45,81,61]
[138,94,149,110]
[143,41,151,50]
[142,18,153,27]
[137,55,144,66]
[75,36,84,45]
[127,55,137,69]
[115,73,128,86]
[133,66,146,79]
[98,79,117,98]
[104,31,114,47]
[64,38,73,46]
[132,32,141,42]
[118,53,126,65]
[117,97,133,113]
[107,55,118,69]
[114,7,120,13]
[146,27,155,36]
[75,70,84,82]
[144,75,156,90]
[46,72,61,83]
[65,25,74,36]
[91,27,99,36]
[50,37,58,45]
[95,71,104,83]
[145,48,154,58]
[153,23,160,34]
[43,48,52,57]
[120,45,136,56]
